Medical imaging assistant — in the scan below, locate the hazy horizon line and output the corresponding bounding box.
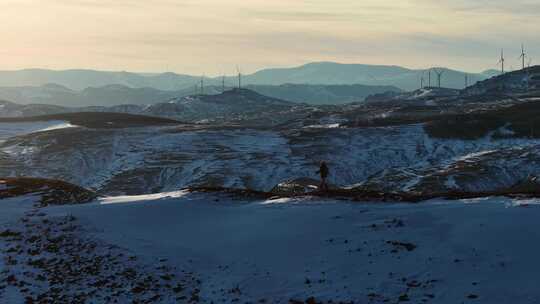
[0,61,499,77]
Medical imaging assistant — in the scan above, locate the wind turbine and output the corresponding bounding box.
[428,69,432,88]
[222,75,226,93]
[519,44,527,70]
[498,49,505,74]
[433,68,444,88]
[200,75,205,95]
[236,66,242,89]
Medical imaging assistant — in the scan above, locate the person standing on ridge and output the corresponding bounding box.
[316,161,330,191]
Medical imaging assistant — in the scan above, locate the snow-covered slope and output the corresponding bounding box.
[359,143,540,193]
[366,87,460,104]
[140,88,309,124]
[462,66,540,96]
[2,123,539,195]
[2,192,540,303]
[0,120,76,144]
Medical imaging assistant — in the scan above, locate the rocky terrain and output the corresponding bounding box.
[0,197,201,303]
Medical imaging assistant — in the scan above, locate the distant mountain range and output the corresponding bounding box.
[0,84,177,107]
[243,62,494,90]
[0,62,499,92]
[0,83,401,107]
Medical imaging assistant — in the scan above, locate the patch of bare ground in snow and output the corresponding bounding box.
[0,209,201,303]
[0,178,97,207]
[188,184,540,204]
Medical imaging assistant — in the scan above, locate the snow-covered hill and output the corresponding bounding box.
[0,120,76,143]
[2,122,539,196]
[141,88,309,124]
[462,66,540,96]
[2,83,540,197]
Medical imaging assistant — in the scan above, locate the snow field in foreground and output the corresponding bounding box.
[2,193,540,303]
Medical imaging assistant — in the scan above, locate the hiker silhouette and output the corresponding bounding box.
[316,161,329,191]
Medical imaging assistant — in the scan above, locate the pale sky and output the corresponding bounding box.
[1,0,539,75]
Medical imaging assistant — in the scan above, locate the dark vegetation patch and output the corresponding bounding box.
[425,101,540,140]
[325,186,540,203]
[0,230,21,238]
[270,178,329,196]
[425,115,502,140]
[189,178,540,203]
[387,241,417,252]
[187,186,274,200]
[0,177,96,206]
[0,112,181,129]
[341,106,442,128]
[340,88,540,140]
[342,99,540,140]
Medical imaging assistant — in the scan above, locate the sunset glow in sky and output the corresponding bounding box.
[1,0,539,74]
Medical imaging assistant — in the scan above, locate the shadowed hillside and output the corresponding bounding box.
[0,112,181,129]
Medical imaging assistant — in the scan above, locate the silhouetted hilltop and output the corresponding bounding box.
[463,66,540,96]
[196,88,296,106]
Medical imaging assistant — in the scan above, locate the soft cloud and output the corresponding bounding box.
[0,0,538,74]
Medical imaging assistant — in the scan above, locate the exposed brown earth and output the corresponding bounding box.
[0,177,97,207]
[189,179,540,203]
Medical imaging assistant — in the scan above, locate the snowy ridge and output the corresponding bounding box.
[0,120,76,143]
[2,123,539,195]
[358,134,540,193]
